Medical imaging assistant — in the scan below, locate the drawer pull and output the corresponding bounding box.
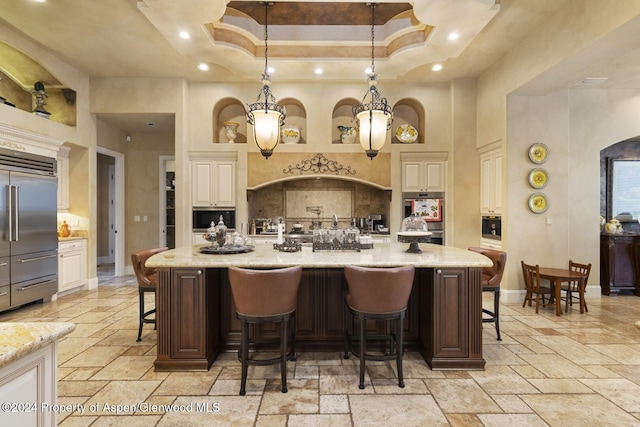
[19,254,57,263]
[17,280,57,291]
[0,291,7,297]
[0,262,7,267]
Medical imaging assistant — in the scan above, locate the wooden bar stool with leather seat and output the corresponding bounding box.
[469,247,507,341]
[343,265,415,390]
[228,266,303,396]
[131,247,168,342]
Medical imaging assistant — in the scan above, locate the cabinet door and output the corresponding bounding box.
[59,250,83,291]
[57,154,69,211]
[402,161,424,192]
[214,161,236,206]
[480,154,494,213]
[480,150,502,214]
[492,153,503,213]
[191,161,214,207]
[425,162,445,192]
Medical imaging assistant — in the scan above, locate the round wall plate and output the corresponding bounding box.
[528,143,549,164]
[528,192,549,214]
[528,167,549,189]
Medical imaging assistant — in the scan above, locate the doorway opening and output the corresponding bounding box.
[97,147,125,277]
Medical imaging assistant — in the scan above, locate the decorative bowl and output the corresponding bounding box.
[281,126,301,144]
[395,124,418,143]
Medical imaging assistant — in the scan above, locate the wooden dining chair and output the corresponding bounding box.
[521,261,553,313]
[561,260,591,313]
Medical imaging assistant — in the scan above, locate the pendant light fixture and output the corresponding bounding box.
[246,2,286,159]
[353,3,393,160]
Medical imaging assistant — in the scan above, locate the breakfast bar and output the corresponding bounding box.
[146,243,492,372]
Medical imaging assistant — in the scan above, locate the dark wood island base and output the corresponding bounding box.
[148,244,491,372]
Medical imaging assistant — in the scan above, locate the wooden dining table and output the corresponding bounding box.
[538,267,587,316]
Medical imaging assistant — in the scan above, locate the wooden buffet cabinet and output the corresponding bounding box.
[147,243,492,372]
[600,233,640,296]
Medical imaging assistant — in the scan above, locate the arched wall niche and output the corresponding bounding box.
[332,97,359,144]
[392,97,425,144]
[279,97,307,144]
[213,97,247,143]
[0,41,76,126]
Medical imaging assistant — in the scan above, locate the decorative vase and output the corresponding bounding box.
[281,126,301,144]
[58,221,71,237]
[338,125,357,144]
[604,219,623,234]
[222,121,239,143]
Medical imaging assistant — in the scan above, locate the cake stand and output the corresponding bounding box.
[396,231,433,253]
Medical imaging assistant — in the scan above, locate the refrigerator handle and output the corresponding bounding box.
[9,185,20,242]
[6,185,13,242]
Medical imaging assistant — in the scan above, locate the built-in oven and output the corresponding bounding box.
[481,215,501,240]
[402,192,445,245]
[193,209,236,231]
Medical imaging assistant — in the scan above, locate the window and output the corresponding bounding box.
[609,159,640,220]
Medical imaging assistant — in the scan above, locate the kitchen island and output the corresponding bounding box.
[146,243,492,372]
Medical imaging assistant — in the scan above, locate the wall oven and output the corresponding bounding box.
[193,209,236,231]
[402,192,445,245]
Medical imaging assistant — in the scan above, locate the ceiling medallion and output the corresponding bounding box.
[283,153,356,176]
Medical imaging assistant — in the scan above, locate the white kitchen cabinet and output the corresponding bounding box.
[401,153,447,193]
[0,344,55,427]
[191,158,236,207]
[57,146,70,211]
[479,144,503,214]
[58,239,86,293]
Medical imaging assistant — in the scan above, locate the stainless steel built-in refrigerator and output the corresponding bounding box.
[0,148,58,312]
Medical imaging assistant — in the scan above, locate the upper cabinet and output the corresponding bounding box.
[191,153,237,207]
[401,153,447,193]
[57,146,70,211]
[479,143,503,214]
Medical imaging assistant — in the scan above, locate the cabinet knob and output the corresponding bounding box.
[436,269,442,274]
[197,270,202,275]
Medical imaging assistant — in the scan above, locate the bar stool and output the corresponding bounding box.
[131,247,168,342]
[228,266,303,395]
[343,265,415,389]
[468,247,507,341]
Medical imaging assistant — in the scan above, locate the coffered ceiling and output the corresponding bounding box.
[2,0,640,133]
[0,0,570,87]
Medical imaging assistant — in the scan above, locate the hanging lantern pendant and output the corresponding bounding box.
[246,2,286,159]
[352,3,393,160]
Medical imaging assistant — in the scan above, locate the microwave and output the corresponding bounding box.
[193,209,236,231]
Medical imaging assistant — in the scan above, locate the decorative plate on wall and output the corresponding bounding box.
[528,143,549,164]
[395,124,418,143]
[528,167,549,189]
[528,193,549,214]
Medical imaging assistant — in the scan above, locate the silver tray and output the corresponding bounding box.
[199,245,254,254]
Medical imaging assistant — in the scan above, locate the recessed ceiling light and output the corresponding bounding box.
[315,68,323,75]
[197,63,209,71]
[432,64,443,72]
[447,32,459,41]
[33,0,46,3]
[179,31,190,40]
[364,67,372,75]
[267,66,275,74]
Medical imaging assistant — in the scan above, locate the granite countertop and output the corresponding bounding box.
[58,236,87,242]
[146,242,493,269]
[0,322,76,369]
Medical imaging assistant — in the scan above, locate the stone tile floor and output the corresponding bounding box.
[1,265,639,426]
